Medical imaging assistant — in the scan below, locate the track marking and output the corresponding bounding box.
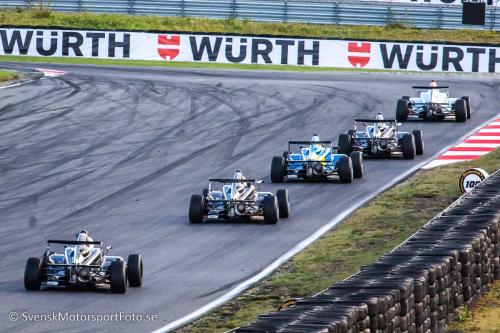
[423,117,500,169]
[35,68,67,77]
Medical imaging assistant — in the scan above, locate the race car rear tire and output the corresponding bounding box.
[263,195,279,224]
[110,260,127,293]
[271,156,285,183]
[396,99,409,122]
[350,151,363,179]
[412,130,424,155]
[402,134,416,159]
[338,156,353,183]
[455,99,467,123]
[24,257,42,291]
[188,194,204,224]
[338,134,351,155]
[276,189,290,218]
[462,96,471,119]
[127,254,143,287]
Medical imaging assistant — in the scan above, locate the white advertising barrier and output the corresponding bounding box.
[1,28,500,73]
[352,0,500,6]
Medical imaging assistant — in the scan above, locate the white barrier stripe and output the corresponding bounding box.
[454,143,500,148]
[441,151,487,156]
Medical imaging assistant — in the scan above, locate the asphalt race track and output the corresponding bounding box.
[0,63,498,332]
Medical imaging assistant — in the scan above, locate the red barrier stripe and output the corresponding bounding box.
[472,132,500,136]
[448,147,494,152]
[483,125,500,129]
[348,42,370,53]
[437,155,482,160]
[158,35,180,45]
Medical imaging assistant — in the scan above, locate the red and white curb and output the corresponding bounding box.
[35,68,67,77]
[423,117,500,169]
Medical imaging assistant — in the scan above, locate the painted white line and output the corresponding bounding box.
[454,143,500,148]
[467,135,500,140]
[477,129,500,133]
[152,113,500,333]
[0,81,24,89]
[441,151,487,156]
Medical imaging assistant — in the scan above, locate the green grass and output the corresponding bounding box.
[0,69,18,82]
[179,148,500,332]
[0,55,394,72]
[0,9,499,44]
[447,281,500,333]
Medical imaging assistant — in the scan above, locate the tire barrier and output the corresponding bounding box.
[236,170,500,333]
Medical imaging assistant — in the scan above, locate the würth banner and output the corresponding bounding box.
[1,28,499,73]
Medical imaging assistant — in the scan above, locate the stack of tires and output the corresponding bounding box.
[236,170,499,333]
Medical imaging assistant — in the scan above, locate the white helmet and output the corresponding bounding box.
[375,113,384,121]
[430,80,437,88]
[311,133,320,142]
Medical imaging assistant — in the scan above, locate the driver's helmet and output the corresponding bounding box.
[233,170,246,191]
[77,230,92,256]
[311,133,320,142]
[429,80,437,88]
[375,113,384,122]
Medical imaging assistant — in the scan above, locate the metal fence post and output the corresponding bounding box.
[284,0,288,23]
[232,0,236,19]
[334,0,339,25]
[438,5,443,29]
[181,0,185,17]
[78,0,82,12]
[128,0,134,14]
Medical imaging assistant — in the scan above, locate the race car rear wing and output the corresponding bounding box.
[208,178,260,183]
[412,86,449,89]
[47,240,103,246]
[354,119,397,123]
[288,140,332,145]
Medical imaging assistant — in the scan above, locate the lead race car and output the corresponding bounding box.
[338,113,424,159]
[189,170,290,224]
[24,230,143,293]
[396,81,470,122]
[270,134,363,183]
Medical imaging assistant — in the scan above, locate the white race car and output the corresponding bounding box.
[396,85,470,122]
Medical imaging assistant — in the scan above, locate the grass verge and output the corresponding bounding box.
[0,69,18,82]
[179,148,500,332]
[447,280,500,333]
[0,10,499,44]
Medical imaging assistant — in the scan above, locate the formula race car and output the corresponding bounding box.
[189,170,289,224]
[270,134,363,183]
[396,83,470,122]
[338,114,423,159]
[24,230,143,293]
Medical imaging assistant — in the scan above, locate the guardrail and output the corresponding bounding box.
[0,0,499,30]
[236,170,500,332]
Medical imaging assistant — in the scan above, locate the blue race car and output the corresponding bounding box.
[270,134,363,183]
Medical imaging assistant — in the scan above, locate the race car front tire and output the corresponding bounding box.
[462,96,471,119]
[338,134,351,155]
[263,195,279,224]
[24,257,42,291]
[271,156,285,183]
[455,99,467,123]
[110,260,127,293]
[189,194,204,224]
[127,254,143,287]
[402,134,416,159]
[338,156,353,183]
[276,189,290,218]
[412,130,424,155]
[396,99,409,122]
[350,151,363,178]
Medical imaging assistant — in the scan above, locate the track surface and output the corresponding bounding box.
[0,63,498,332]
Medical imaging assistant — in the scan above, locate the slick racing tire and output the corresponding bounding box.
[396,99,409,122]
[263,195,279,225]
[462,96,471,119]
[455,99,467,123]
[402,134,416,159]
[24,257,42,291]
[110,260,127,293]
[338,155,353,183]
[127,254,143,287]
[276,189,290,219]
[188,194,204,224]
[338,134,351,155]
[412,130,424,155]
[271,156,285,183]
[350,151,363,179]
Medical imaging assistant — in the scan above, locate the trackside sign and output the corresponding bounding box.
[1,28,500,73]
